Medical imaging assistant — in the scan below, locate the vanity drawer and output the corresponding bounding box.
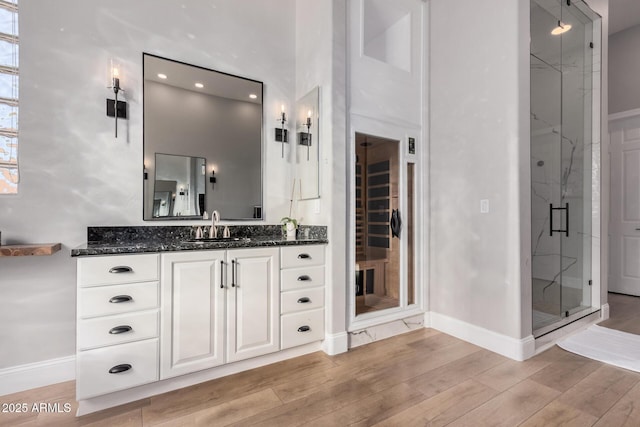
[76,338,159,400]
[281,287,324,315]
[78,282,159,319]
[281,308,324,349]
[280,245,325,269]
[281,266,325,291]
[78,254,159,287]
[77,310,159,351]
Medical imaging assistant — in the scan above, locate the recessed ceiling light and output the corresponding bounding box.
[551,21,572,35]
[195,82,204,88]
[157,73,167,79]
[249,93,258,99]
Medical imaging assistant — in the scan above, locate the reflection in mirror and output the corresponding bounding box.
[143,53,263,220]
[153,154,206,218]
[296,87,320,200]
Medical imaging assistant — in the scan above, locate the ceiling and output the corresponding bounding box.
[609,0,640,35]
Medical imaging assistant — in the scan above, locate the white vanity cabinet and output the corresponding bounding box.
[159,250,226,379]
[76,253,160,400]
[226,247,280,363]
[280,245,325,349]
[160,247,280,379]
[75,243,324,414]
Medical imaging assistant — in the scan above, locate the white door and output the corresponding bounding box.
[226,247,280,363]
[160,250,226,379]
[610,114,640,296]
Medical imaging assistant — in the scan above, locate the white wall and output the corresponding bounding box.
[294,0,348,349]
[0,0,295,369]
[430,0,531,339]
[609,24,640,114]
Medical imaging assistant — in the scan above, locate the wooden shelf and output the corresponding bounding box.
[0,243,62,257]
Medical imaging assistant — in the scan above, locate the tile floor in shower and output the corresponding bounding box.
[532,278,590,330]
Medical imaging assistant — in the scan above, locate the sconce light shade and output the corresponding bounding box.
[209,170,217,184]
[108,58,121,88]
[275,106,289,143]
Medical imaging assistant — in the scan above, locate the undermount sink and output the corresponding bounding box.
[182,237,249,243]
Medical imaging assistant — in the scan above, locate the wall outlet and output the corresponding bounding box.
[480,199,489,213]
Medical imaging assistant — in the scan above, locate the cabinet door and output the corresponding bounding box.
[160,250,226,379]
[226,247,280,362]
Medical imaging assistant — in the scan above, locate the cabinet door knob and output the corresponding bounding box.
[109,325,133,334]
[108,364,132,374]
[297,275,311,281]
[108,266,133,274]
[109,295,133,304]
[297,325,311,332]
[297,253,311,259]
[297,297,311,304]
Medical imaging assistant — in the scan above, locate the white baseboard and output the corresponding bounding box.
[0,356,76,396]
[322,332,349,355]
[600,303,610,321]
[423,311,431,328]
[430,312,535,361]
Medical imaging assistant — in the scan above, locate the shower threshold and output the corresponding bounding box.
[533,306,601,339]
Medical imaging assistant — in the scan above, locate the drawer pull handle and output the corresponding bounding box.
[297,275,311,281]
[109,325,133,334]
[108,364,132,374]
[108,266,133,274]
[298,325,311,332]
[109,295,133,304]
[220,260,224,289]
[231,259,236,287]
[297,297,311,304]
[297,253,311,259]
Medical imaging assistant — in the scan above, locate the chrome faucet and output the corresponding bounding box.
[209,210,220,238]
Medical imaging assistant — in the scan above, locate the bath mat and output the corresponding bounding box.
[557,325,640,373]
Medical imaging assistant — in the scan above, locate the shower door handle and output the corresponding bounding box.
[549,203,569,237]
[390,209,402,238]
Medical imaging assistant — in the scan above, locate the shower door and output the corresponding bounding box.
[531,0,597,332]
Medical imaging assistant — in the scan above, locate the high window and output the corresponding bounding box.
[0,0,18,194]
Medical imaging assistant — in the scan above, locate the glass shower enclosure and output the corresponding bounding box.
[530,0,600,334]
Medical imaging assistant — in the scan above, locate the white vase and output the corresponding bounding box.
[286,223,296,241]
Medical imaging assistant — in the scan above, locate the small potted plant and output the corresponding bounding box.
[281,217,298,241]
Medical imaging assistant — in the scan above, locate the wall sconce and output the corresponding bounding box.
[143,164,148,180]
[209,169,216,188]
[275,105,289,158]
[299,109,312,160]
[106,58,128,138]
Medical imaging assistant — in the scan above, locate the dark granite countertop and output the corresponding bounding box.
[71,225,327,257]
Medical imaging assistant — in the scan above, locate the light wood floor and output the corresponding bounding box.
[3,293,640,427]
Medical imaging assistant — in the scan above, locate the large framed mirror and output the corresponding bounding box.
[143,53,264,220]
